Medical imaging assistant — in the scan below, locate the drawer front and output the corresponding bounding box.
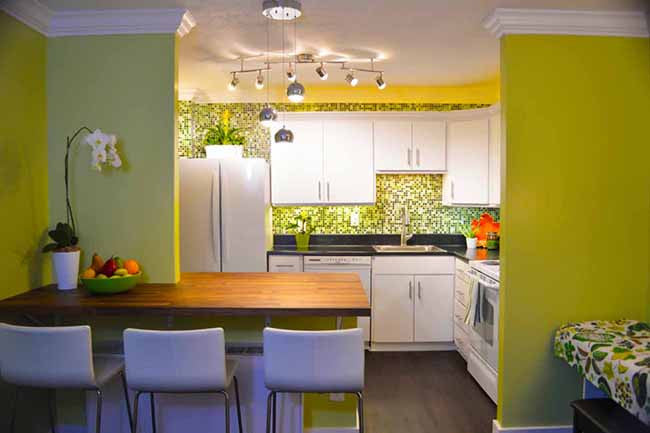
[268,255,303,272]
[454,299,468,332]
[454,276,470,306]
[372,256,454,275]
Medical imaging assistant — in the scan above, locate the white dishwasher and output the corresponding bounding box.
[303,256,372,343]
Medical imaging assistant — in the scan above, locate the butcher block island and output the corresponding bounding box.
[0,272,371,317]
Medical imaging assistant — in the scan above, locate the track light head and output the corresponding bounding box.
[228,74,239,91]
[255,71,265,90]
[315,63,328,80]
[376,73,386,90]
[287,66,296,82]
[287,81,305,102]
[345,72,358,87]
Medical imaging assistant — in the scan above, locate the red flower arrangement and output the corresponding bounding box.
[471,213,500,248]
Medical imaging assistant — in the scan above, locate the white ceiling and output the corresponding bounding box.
[41,0,648,100]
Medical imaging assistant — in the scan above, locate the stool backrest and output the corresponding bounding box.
[123,328,227,392]
[263,327,364,392]
[0,323,96,388]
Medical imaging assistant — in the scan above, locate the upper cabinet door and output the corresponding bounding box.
[270,120,324,205]
[323,119,374,204]
[374,121,412,171]
[488,114,501,206]
[447,119,489,205]
[412,121,446,172]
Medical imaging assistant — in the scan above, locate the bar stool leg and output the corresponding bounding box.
[150,393,157,433]
[48,389,57,433]
[233,377,243,433]
[355,392,364,433]
[95,390,103,433]
[218,390,231,433]
[265,392,274,433]
[272,392,277,433]
[132,391,142,433]
[120,372,133,432]
[9,387,19,433]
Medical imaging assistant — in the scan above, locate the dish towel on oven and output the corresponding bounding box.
[464,273,482,327]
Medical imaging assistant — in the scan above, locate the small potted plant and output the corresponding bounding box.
[287,211,313,250]
[43,223,80,290]
[460,224,478,249]
[202,110,245,159]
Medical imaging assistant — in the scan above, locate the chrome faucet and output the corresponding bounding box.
[400,207,413,246]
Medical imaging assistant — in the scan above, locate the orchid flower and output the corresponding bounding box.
[85,129,121,171]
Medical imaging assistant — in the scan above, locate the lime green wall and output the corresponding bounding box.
[47,34,179,283]
[499,34,650,428]
[0,12,49,300]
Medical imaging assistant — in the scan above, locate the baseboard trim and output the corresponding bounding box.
[369,342,456,352]
[492,420,572,433]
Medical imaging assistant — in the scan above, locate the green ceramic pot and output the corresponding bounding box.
[295,233,310,250]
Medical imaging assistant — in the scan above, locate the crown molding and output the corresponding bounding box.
[483,8,649,38]
[0,1,196,37]
[0,0,52,35]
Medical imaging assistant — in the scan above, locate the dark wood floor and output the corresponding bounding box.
[364,351,496,433]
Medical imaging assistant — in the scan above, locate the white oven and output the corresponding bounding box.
[466,260,499,403]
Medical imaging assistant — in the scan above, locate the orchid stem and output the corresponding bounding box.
[65,126,94,237]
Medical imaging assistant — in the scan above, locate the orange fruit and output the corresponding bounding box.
[81,267,96,279]
[124,259,140,275]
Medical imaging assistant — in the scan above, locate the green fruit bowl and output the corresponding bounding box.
[82,273,141,295]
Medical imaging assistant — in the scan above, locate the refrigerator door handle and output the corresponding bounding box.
[211,170,220,265]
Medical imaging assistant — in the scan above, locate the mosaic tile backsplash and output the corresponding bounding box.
[178,101,500,234]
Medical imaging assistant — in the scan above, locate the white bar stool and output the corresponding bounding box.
[0,323,132,433]
[123,327,243,433]
[263,328,365,433]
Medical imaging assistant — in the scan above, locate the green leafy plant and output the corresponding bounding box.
[42,222,79,252]
[202,110,245,146]
[287,211,313,235]
[460,223,477,239]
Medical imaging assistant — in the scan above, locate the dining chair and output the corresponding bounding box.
[0,323,132,433]
[263,327,365,433]
[123,327,243,433]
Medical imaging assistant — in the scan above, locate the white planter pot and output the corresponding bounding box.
[466,237,477,249]
[205,145,243,159]
[52,250,80,290]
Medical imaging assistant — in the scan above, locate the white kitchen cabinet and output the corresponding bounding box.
[374,120,446,172]
[412,121,446,171]
[454,259,471,359]
[268,255,303,272]
[372,275,414,343]
[414,275,454,342]
[270,120,323,205]
[323,120,374,204]
[271,117,374,205]
[371,257,454,346]
[488,114,501,206]
[373,121,412,171]
[446,118,490,205]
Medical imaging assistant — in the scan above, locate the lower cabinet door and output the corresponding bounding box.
[372,275,414,343]
[414,275,454,342]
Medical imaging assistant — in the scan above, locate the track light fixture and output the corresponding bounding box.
[345,72,358,87]
[227,73,239,91]
[315,63,328,80]
[376,73,386,90]
[286,65,296,82]
[255,70,264,89]
[262,0,302,21]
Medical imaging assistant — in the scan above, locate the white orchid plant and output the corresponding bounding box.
[84,129,122,171]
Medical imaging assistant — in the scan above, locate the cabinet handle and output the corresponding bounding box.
[416,148,420,167]
[327,181,330,201]
[407,148,412,167]
[451,181,455,200]
[318,181,322,200]
[408,281,412,299]
[418,281,422,299]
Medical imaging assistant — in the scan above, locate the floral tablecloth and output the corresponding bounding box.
[555,319,650,424]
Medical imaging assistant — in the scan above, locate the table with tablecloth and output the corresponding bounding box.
[555,319,650,424]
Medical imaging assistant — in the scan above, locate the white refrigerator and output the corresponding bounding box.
[179,158,272,272]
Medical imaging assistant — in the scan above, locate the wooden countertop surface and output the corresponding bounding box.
[0,272,370,317]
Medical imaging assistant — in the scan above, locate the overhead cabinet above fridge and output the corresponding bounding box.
[270,115,375,205]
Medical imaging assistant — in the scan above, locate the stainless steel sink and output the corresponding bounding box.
[372,245,447,253]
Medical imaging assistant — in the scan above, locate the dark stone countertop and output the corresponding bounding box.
[268,234,499,262]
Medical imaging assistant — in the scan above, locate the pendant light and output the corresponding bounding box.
[286,16,305,103]
[259,15,277,127]
[274,14,293,142]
